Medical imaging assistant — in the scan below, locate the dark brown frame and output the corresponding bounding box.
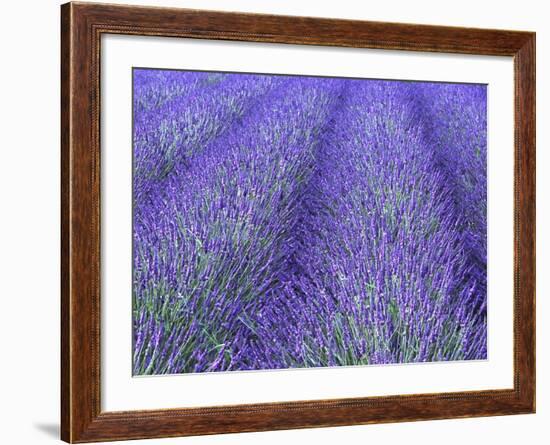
[61,1,536,442]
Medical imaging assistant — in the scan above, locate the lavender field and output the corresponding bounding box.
[132,68,487,375]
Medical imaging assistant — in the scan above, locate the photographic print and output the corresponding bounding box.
[132,68,488,376]
[61,5,535,440]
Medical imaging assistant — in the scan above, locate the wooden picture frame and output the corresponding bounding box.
[61,1,535,442]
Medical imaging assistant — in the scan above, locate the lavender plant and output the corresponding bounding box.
[132,69,487,375]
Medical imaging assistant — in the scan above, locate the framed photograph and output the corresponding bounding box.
[61,2,535,442]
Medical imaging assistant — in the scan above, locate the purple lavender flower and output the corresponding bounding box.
[132,69,487,375]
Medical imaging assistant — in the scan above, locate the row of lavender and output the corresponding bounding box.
[132,69,487,375]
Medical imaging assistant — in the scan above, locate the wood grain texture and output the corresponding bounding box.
[60,2,536,442]
[60,4,71,441]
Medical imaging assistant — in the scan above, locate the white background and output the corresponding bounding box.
[103,35,514,411]
[0,0,546,444]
